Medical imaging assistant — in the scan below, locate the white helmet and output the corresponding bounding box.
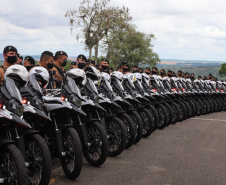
[101,72,110,81]
[5,64,28,86]
[66,68,86,86]
[134,72,142,81]
[29,67,49,87]
[111,71,123,81]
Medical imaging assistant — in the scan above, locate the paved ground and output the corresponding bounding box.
[49,111,226,185]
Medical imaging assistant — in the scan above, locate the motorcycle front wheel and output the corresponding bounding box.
[118,113,136,149]
[25,133,51,185]
[83,121,108,167]
[0,144,29,185]
[61,127,82,179]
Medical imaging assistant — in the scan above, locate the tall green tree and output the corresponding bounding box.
[219,63,226,76]
[108,29,160,67]
[65,0,111,62]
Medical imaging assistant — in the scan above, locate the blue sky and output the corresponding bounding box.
[1,0,226,61]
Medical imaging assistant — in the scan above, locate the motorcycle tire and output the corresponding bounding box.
[156,104,168,129]
[217,97,223,111]
[25,134,52,184]
[201,99,207,115]
[148,105,159,131]
[61,127,82,179]
[0,144,29,185]
[163,103,173,126]
[169,102,181,124]
[127,111,143,144]
[83,121,108,167]
[195,99,203,116]
[176,101,187,121]
[187,100,196,117]
[138,108,154,138]
[118,113,136,149]
[106,117,127,157]
[207,98,214,113]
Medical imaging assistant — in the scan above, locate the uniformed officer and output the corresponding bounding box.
[17,54,23,65]
[118,62,129,74]
[36,51,54,70]
[160,69,166,78]
[23,56,35,71]
[76,54,87,69]
[177,70,183,78]
[99,58,110,74]
[152,67,158,75]
[109,67,114,74]
[86,59,95,67]
[131,65,139,73]
[144,67,151,76]
[69,62,76,69]
[52,51,68,88]
[0,46,18,86]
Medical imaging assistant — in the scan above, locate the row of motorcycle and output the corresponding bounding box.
[0,64,226,185]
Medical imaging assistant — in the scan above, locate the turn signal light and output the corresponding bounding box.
[153,89,157,92]
[172,88,176,92]
[182,88,185,91]
[61,96,65,101]
[216,89,219,92]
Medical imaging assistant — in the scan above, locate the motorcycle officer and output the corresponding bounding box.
[144,67,151,76]
[52,51,68,88]
[152,67,158,75]
[177,70,183,78]
[160,69,166,78]
[118,62,129,74]
[99,58,110,74]
[0,45,18,86]
[17,53,23,65]
[76,54,87,70]
[23,56,35,71]
[86,59,95,67]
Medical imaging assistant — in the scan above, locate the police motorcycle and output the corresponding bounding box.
[175,78,197,118]
[60,68,109,167]
[122,72,155,139]
[110,71,143,144]
[140,73,160,130]
[160,76,182,124]
[132,73,155,137]
[193,79,211,115]
[169,76,189,122]
[0,66,30,185]
[29,67,83,180]
[199,79,218,114]
[99,72,135,149]
[216,80,226,111]
[16,67,52,185]
[149,74,173,128]
[209,80,224,112]
[3,65,54,185]
[184,78,202,116]
[82,66,127,157]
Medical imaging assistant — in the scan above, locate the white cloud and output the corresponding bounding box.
[0,0,226,60]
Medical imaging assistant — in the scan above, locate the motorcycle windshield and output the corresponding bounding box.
[115,79,124,91]
[4,76,23,102]
[104,80,113,92]
[88,79,98,94]
[29,75,43,95]
[67,77,81,97]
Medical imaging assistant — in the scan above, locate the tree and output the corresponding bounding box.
[101,6,133,61]
[219,63,226,77]
[65,0,111,62]
[108,29,160,67]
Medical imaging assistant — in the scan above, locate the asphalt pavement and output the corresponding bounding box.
[49,111,226,185]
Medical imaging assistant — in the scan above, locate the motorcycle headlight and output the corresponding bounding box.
[9,102,24,117]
